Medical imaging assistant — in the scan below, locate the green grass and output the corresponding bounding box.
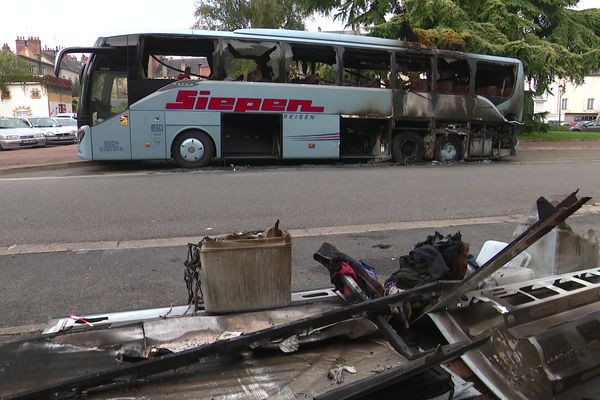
[519,130,600,141]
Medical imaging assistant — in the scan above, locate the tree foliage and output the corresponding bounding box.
[193,0,309,30]
[300,0,600,94]
[0,49,31,99]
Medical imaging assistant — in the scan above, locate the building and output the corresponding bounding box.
[0,78,73,117]
[0,37,84,117]
[533,74,600,124]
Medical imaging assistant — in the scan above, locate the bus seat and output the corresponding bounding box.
[485,86,499,97]
[436,80,453,93]
[475,86,487,95]
[410,80,429,92]
[453,84,469,94]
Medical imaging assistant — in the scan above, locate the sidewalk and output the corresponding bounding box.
[519,140,600,151]
[1,140,599,174]
[0,144,87,173]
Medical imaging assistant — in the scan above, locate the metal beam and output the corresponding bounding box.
[425,190,590,314]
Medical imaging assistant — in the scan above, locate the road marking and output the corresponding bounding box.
[2,204,599,256]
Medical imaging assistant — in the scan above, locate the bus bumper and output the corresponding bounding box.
[78,126,93,160]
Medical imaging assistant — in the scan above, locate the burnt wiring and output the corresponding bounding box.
[184,240,207,312]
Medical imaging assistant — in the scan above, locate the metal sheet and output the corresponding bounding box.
[429,268,600,400]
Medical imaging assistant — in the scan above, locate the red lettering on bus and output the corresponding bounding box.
[262,99,287,111]
[234,98,262,112]
[166,90,197,109]
[286,99,325,113]
[195,91,211,109]
[208,97,235,110]
[165,90,325,113]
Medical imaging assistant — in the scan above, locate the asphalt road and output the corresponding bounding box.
[1,150,600,332]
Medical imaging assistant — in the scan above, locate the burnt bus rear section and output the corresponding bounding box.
[391,49,523,163]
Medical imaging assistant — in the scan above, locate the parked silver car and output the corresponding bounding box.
[569,119,600,132]
[0,117,46,150]
[21,117,77,145]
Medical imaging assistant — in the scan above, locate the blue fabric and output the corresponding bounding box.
[359,260,378,279]
[468,254,480,269]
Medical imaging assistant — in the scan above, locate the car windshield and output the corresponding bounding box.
[55,118,77,126]
[30,118,61,127]
[0,118,31,129]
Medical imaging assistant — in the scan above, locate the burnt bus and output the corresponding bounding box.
[55,29,523,168]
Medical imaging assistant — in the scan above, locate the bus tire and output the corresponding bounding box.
[435,134,463,162]
[172,130,215,168]
[392,132,424,164]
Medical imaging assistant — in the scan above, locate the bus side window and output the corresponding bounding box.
[475,62,516,98]
[396,54,431,92]
[342,49,391,88]
[140,37,215,80]
[436,57,470,94]
[222,40,281,82]
[287,44,337,85]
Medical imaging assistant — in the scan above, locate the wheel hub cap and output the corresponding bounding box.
[180,138,205,161]
[440,143,457,161]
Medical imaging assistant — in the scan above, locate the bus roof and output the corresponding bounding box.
[93,29,522,65]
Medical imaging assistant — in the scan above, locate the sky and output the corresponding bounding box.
[1,0,598,51]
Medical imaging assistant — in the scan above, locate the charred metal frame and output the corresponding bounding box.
[7,283,443,400]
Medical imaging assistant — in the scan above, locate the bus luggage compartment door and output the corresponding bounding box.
[130,111,166,159]
[282,114,339,159]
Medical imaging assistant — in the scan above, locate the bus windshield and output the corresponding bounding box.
[89,52,128,125]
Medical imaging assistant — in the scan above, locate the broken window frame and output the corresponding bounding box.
[341,47,392,89]
[219,39,283,83]
[474,61,516,99]
[435,56,471,95]
[282,42,339,85]
[394,51,432,92]
[137,35,218,80]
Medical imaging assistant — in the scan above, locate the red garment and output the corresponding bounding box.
[176,73,190,80]
[331,261,357,297]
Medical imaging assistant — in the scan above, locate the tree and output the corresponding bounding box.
[300,0,600,94]
[193,0,309,31]
[0,49,31,99]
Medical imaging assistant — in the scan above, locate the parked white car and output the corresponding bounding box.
[0,117,46,150]
[22,117,77,145]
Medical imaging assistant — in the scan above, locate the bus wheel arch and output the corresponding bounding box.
[435,134,464,162]
[172,129,215,168]
[392,131,425,164]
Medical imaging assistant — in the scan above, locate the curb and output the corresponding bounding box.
[0,161,89,175]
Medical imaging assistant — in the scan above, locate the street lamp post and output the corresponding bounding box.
[558,83,565,125]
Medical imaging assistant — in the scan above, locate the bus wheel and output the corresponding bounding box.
[435,135,463,162]
[392,132,424,164]
[172,131,215,168]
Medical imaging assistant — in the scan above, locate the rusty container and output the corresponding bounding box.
[200,233,292,313]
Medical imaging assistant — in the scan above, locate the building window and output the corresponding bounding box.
[30,88,41,99]
[561,98,568,110]
[587,98,595,110]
